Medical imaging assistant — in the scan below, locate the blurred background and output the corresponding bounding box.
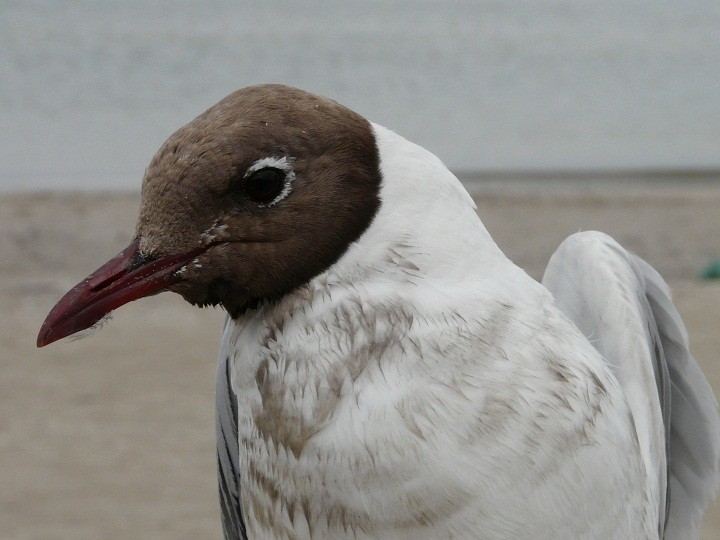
[2,1,719,538]
[3,0,720,189]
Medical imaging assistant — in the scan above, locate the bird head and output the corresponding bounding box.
[37,85,382,347]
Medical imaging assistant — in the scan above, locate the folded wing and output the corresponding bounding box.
[542,231,720,539]
[216,317,247,540]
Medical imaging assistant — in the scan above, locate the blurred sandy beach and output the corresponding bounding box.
[1,179,719,539]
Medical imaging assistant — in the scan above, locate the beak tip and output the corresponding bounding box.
[36,320,54,348]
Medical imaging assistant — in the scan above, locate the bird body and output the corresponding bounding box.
[219,124,659,538]
[38,85,719,539]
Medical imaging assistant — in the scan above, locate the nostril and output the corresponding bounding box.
[90,252,156,293]
[128,252,156,271]
[90,271,130,293]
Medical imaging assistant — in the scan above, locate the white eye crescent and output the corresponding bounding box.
[244,156,296,207]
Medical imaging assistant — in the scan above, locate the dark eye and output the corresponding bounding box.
[244,168,286,204]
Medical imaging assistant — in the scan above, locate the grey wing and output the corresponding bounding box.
[543,231,720,539]
[637,256,720,539]
[216,347,247,540]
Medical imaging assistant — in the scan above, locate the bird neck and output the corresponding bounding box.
[331,123,509,285]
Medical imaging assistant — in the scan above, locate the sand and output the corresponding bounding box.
[2,182,719,539]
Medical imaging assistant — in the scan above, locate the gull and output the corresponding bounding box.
[38,85,720,539]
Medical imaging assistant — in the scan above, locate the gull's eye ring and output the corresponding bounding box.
[240,156,296,207]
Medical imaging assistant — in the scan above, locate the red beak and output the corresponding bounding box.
[37,238,205,347]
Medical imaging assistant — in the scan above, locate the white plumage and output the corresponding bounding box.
[217,124,720,538]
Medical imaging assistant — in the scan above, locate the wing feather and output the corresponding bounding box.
[216,343,247,540]
[543,231,720,539]
[636,257,720,538]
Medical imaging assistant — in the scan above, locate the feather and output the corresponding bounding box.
[543,231,720,538]
[215,342,246,540]
[634,257,720,539]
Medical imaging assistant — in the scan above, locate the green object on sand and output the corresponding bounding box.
[702,259,720,280]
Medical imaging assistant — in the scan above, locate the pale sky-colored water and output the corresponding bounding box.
[2,1,719,191]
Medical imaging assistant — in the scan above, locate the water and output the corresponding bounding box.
[2,0,720,191]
